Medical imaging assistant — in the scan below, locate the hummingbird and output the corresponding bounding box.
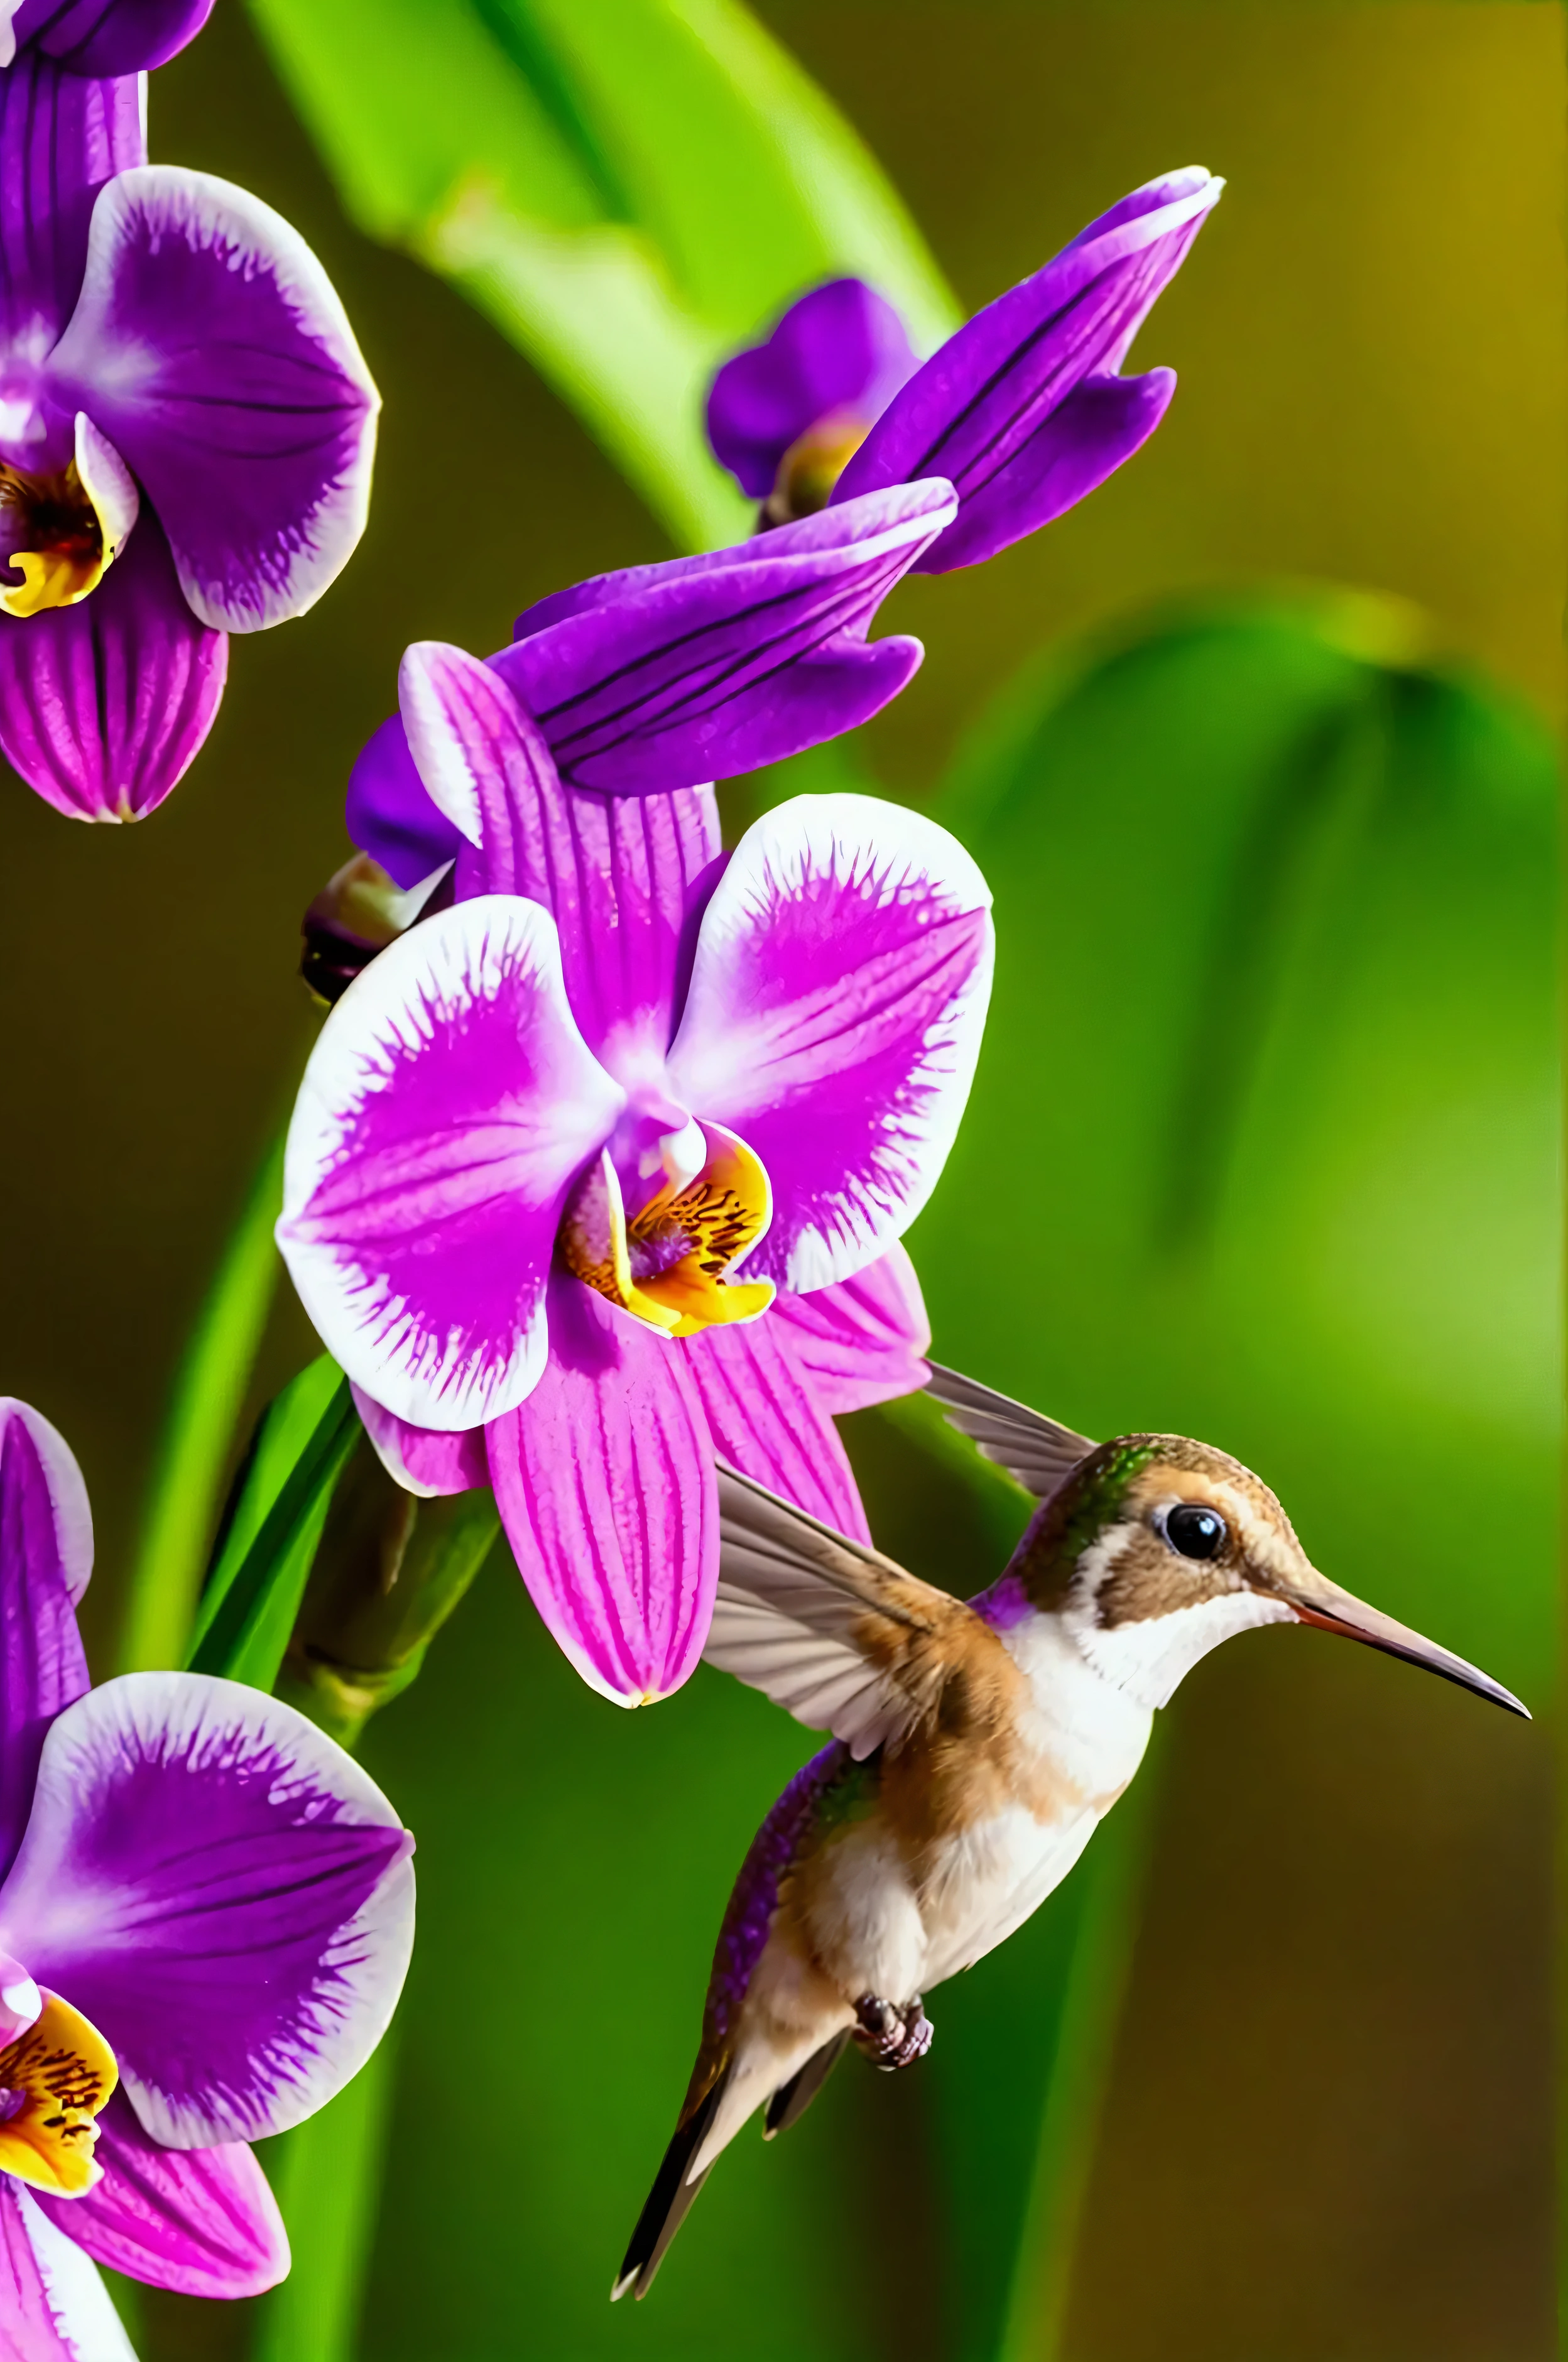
[613,1364,1528,2300]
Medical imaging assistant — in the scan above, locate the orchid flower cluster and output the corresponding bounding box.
[0,5,1220,2331]
[277,161,1221,1704]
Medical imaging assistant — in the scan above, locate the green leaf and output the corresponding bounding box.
[184,1354,359,1691]
[246,0,959,550]
[252,2044,399,2362]
[906,591,1559,2348]
[117,1132,286,1674]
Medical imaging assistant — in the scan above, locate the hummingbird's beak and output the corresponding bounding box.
[1274,1572,1530,1719]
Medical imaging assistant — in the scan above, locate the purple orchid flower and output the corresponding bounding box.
[341,476,959,893]
[276,639,989,1706]
[0,1,377,823]
[707,167,1222,568]
[0,1396,415,2356]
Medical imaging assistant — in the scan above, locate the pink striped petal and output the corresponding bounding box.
[0,510,226,822]
[396,639,723,1071]
[1,2179,132,2361]
[768,1244,931,1415]
[0,1402,91,1885]
[485,1281,716,1704]
[667,795,993,1293]
[278,897,624,1432]
[35,2092,287,2299]
[681,1312,870,1542]
[0,2177,72,2362]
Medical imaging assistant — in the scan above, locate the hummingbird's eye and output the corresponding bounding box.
[1161,1504,1228,1561]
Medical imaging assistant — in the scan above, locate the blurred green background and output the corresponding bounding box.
[0,4,1559,2359]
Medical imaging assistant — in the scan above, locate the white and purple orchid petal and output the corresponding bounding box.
[707,277,920,500]
[0,507,226,820]
[46,166,379,631]
[0,49,141,388]
[0,1672,415,2149]
[278,898,624,1433]
[397,639,501,860]
[3,2180,134,2362]
[4,0,212,72]
[681,1312,871,1542]
[352,1386,486,1501]
[485,1278,718,1704]
[361,655,723,1068]
[767,1244,931,1417]
[0,1402,92,1888]
[666,794,994,1293]
[834,169,1221,571]
[35,2093,288,2300]
[495,480,954,797]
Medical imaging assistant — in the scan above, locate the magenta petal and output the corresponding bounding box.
[912,367,1175,575]
[0,508,226,819]
[834,169,1220,562]
[8,0,214,72]
[706,277,919,498]
[0,1672,415,2147]
[767,1244,930,1417]
[396,638,543,888]
[668,795,994,1293]
[352,1386,486,1499]
[0,47,141,371]
[399,640,722,1066]
[35,2092,287,2299]
[681,1312,871,1543]
[485,1281,717,1703]
[0,2176,74,2361]
[0,1402,91,1885]
[278,897,624,1432]
[346,713,465,890]
[47,165,378,630]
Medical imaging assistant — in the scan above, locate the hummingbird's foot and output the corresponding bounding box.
[852,1993,934,2071]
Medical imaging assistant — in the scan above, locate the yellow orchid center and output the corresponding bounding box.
[563,1124,775,1340]
[761,408,872,528]
[0,1990,117,2196]
[0,417,138,619]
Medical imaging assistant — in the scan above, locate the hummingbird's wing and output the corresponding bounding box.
[706,1462,1008,1759]
[924,1362,1096,1499]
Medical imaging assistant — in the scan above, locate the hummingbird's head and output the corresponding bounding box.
[1013,1435,1526,1717]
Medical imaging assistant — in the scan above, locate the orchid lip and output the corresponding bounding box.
[0,1988,117,2197]
[560,1123,776,1342]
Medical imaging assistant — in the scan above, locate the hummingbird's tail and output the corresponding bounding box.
[611,2066,732,2302]
[762,2029,850,2138]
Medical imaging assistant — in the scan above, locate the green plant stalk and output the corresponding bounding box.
[117,1132,286,1675]
[256,1445,501,2361]
[274,1435,502,1750]
[251,2038,399,2362]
